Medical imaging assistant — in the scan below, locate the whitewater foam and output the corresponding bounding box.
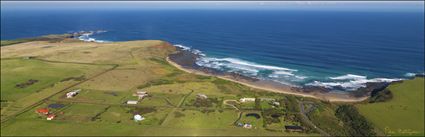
[306,74,403,90]
[77,31,109,43]
[172,44,407,91]
[174,44,191,51]
[404,72,417,77]
[174,44,206,56]
[330,74,367,80]
[195,56,309,83]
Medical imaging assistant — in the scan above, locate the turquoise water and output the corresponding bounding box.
[1,9,424,91]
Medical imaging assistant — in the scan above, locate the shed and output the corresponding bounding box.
[47,114,56,120]
[127,100,138,105]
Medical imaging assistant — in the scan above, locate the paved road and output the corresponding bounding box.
[298,101,330,136]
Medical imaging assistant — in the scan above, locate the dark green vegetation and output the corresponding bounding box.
[335,105,376,136]
[369,89,393,103]
[306,77,425,136]
[306,102,349,136]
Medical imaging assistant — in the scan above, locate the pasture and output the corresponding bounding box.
[1,39,316,136]
[357,77,424,136]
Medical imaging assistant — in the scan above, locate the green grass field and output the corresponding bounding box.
[1,39,317,136]
[357,77,425,136]
[3,38,424,136]
[0,59,106,101]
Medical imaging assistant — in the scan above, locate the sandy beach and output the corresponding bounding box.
[166,57,369,102]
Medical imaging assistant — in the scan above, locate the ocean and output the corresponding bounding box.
[2,9,424,91]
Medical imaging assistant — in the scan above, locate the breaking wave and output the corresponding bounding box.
[196,57,307,85]
[306,74,403,91]
[174,44,206,56]
[404,72,417,77]
[173,44,306,85]
[172,44,411,91]
[77,30,109,43]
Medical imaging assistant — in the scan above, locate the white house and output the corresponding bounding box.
[126,100,138,105]
[134,114,145,122]
[239,98,256,102]
[66,89,81,98]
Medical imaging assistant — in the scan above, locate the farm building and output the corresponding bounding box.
[196,93,208,99]
[36,108,49,115]
[133,90,148,100]
[66,89,80,98]
[239,98,256,102]
[284,125,303,132]
[126,100,138,105]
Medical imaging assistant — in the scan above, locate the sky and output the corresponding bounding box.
[1,1,424,11]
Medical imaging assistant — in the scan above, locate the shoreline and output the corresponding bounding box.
[166,56,369,102]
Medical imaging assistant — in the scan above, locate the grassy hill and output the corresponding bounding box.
[0,38,316,136]
[357,77,424,136]
[2,37,423,136]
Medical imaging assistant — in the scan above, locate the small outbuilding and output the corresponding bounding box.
[47,114,56,120]
[127,100,138,105]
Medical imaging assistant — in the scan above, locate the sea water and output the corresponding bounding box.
[2,9,424,91]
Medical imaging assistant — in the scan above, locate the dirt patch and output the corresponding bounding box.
[129,107,157,115]
[104,92,118,96]
[42,46,54,48]
[15,79,39,88]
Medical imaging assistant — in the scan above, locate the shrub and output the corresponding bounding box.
[335,105,376,136]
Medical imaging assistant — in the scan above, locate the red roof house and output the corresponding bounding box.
[36,108,49,115]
